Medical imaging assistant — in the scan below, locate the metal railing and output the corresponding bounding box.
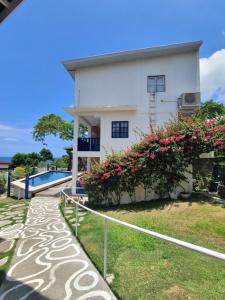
[77,137,100,151]
[60,189,225,280]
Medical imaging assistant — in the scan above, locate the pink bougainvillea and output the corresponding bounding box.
[81,115,225,205]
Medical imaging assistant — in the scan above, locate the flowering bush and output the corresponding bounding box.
[81,115,225,205]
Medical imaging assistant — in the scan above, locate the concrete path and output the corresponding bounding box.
[0,197,117,300]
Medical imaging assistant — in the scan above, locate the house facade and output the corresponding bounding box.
[64,41,202,189]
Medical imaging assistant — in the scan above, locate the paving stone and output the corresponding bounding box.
[78,212,87,217]
[10,204,26,208]
[0,220,12,228]
[69,217,76,223]
[79,216,84,222]
[0,256,8,266]
[0,240,15,252]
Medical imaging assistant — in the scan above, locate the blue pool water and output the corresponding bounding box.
[28,171,72,187]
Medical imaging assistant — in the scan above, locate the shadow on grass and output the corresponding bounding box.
[87,192,225,214]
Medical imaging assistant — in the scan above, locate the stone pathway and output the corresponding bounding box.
[0,197,117,300]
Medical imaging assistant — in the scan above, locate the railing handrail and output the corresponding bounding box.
[61,189,225,262]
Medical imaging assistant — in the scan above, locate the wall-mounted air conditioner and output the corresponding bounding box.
[179,92,200,107]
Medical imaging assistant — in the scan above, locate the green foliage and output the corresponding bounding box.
[194,172,211,192]
[0,175,6,194]
[51,155,70,169]
[33,114,73,144]
[39,148,53,161]
[11,152,41,168]
[199,100,225,119]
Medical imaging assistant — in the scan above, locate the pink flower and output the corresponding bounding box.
[160,138,171,145]
[204,136,212,142]
[149,153,156,159]
[102,172,110,180]
[206,118,217,126]
[131,168,137,173]
[116,167,122,172]
[175,134,185,142]
[117,171,123,176]
[158,146,168,153]
[214,140,223,147]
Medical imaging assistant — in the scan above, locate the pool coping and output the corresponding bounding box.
[11,171,72,194]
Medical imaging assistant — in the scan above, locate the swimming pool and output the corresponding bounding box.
[27,171,72,187]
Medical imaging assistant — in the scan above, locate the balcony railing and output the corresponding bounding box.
[77,137,100,151]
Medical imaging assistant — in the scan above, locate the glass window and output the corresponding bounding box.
[112,121,129,138]
[147,75,165,93]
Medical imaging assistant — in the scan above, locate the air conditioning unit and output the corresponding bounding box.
[179,92,200,107]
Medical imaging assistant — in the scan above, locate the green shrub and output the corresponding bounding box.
[194,172,211,192]
[0,175,6,194]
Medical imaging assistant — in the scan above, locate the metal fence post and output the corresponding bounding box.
[104,219,108,280]
[75,202,78,237]
[7,171,11,197]
[25,174,29,199]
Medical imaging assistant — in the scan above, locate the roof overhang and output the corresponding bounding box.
[0,0,23,23]
[63,40,203,79]
[64,105,137,116]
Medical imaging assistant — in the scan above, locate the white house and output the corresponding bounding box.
[63,41,202,191]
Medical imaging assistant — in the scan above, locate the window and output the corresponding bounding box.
[147,75,165,93]
[112,121,129,138]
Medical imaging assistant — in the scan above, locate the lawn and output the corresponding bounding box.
[0,198,29,286]
[62,197,225,300]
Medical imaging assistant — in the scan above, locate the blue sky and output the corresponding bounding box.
[1,0,225,157]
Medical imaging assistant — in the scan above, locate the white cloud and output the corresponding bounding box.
[0,122,68,157]
[200,49,225,102]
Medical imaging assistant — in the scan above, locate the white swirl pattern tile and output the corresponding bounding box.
[0,197,116,300]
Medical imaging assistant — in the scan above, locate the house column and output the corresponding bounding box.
[72,115,79,193]
[87,157,91,172]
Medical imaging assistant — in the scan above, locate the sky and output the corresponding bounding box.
[1,0,225,157]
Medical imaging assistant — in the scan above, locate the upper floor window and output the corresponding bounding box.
[112,121,129,138]
[147,75,165,93]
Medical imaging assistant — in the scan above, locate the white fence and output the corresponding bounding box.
[60,189,225,280]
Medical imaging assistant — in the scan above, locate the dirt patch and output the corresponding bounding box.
[163,285,201,300]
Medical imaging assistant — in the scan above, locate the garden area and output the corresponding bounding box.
[62,197,225,300]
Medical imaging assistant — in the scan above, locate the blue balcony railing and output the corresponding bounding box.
[77,137,100,151]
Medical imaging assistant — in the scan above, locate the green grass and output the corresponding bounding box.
[0,197,29,285]
[62,198,225,300]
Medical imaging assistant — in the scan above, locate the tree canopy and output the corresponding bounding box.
[199,100,225,119]
[33,114,73,144]
[39,148,53,161]
[33,114,88,145]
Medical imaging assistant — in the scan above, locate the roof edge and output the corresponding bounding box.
[63,40,203,79]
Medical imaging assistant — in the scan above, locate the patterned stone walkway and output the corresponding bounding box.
[0,197,116,300]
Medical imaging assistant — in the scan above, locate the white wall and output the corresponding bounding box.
[74,50,200,160]
[75,51,199,110]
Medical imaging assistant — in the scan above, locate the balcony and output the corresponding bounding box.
[77,137,100,151]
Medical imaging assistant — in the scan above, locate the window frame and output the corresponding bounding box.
[147,75,166,93]
[111,121,129,138]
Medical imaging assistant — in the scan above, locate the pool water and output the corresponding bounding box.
[28,171,72,187]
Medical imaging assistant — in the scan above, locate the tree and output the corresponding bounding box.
[11,153,28,168]
[11,152,41,168]
[33,114,73,144]
[33,114,88,144]
[40,148,53,161]
[199,100,225,119]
